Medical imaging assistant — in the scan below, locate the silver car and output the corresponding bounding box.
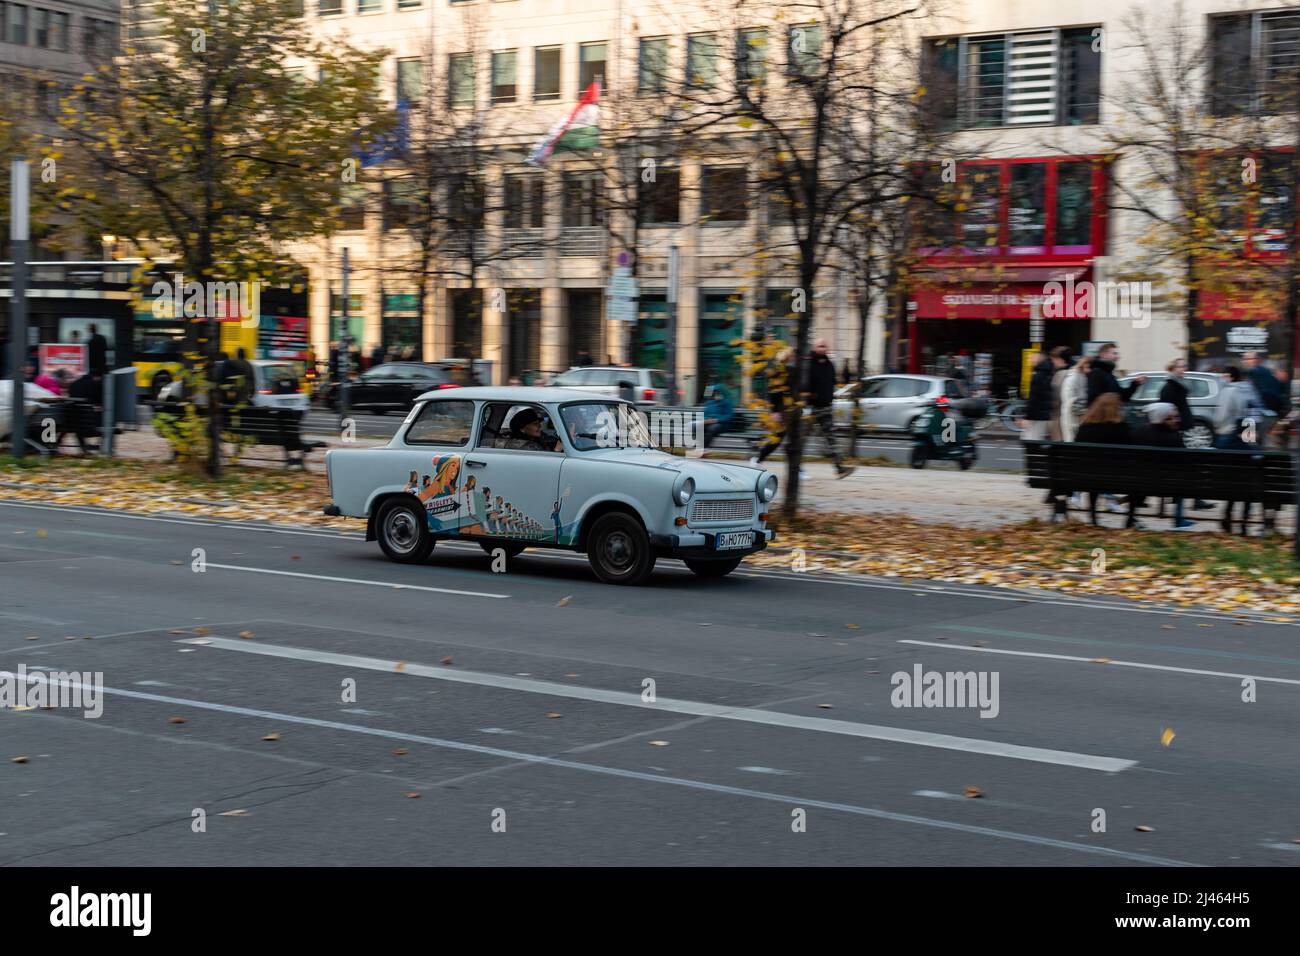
[1119,372,1223,448]
[549,366,673,407]
[324,387,776,585]
[833,375,967,432]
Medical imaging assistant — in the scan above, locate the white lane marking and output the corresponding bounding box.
[2,499,1291,626]
[17,673,1186,865]
[179,636,1135,772]
[203,563,508,599]
[898,639,1300,686]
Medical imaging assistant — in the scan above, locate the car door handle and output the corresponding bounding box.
[466,459,487,467]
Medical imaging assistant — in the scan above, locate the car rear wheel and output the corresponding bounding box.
[479,541,526,559]
[684,557,743,578]
[376,498,434,563]
[1183,421,1214,449]
[587,512,655,585]
[150,371,172,400]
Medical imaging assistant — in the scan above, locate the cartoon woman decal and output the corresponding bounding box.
[404,471,419,494]
[460,474,485,535]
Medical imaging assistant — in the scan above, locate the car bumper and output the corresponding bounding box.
[650,528,773,559]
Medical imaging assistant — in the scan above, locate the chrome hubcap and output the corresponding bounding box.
[603,530,634,570]
[384,509,419,553]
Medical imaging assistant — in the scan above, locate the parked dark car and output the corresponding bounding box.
[322,362,462,414]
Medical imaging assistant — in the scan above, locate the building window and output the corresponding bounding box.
[533,46,561,101]
[339,183,368,231]
[6,3,28,45]
[578,42,606,94]
[32,6,47,46]
[922,27,1101,129]
[318,0,343,15]
[396,57,422,103]
[562,171,604,228]
[398,0,422,8]
[504,173,545,229]
[701,166,748,222]
[358,0,382,13]
[1054,161,1094,251]
[449,53,475,108]
[638,37,668,95]
[84,16,116,58]
[449,175,485,232]
[1210,10,1300,115]
[492,50,517,103]
[639,166,680,224]
[1007,163,1047,253]
[687,33,719,88]
[738,28,767,87]
[383,177,421,231]
[788,23,821,77]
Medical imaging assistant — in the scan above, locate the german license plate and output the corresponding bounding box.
[715,531,753,551]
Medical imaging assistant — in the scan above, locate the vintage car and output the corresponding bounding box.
[323,386,777,584]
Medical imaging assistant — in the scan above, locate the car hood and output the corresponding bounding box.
[575,447,769,495]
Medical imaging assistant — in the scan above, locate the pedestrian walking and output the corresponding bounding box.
[1214,366,1262,533]
[1059,355,1090,443]
[806,339,854,479]
[1020,348,1056,441]
[1086,342,1145,406]
[1048,347,1072,440]
[87,323,109,375]
[751,349,793,466]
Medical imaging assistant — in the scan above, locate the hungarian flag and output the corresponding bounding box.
[528,81,600,165]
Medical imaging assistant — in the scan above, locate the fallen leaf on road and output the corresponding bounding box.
[440,656,454,666]
[11,756,28,764]
[392,748,408,756]
[405,792,421,799]
[24,636,38,642]
[262,732,281,742]
[556,595,572,607]
[546,712,562,719]
[169,629,185,635]
[1135,825,1154,832]
[817,703,834,709]
[394,661,407,673]
[1091,657,1112,664]
[193,626,211,636]
[649,740,670,747]
[36,529,47,538]
[169,560,182,566]
[964,786,983,799]
[218,809,249,817]
[239,630,254,640]
[291,555,300,560]
[168,717,186,725]
[1161,727,1176,747]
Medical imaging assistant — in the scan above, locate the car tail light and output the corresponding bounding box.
[259,388,271,394]
[437,383,459,389]
[643,387,655,402]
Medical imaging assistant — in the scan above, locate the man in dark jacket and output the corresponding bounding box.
[86,324,109,375]
[1132,402,1194,530]
[1243,352,1284,415]
[1086,342,1146,407]
[1021,349,1056,441]
[1158,358,1193,431]
[806,339,854,478]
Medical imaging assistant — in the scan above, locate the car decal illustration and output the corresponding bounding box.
[402,456,560,542]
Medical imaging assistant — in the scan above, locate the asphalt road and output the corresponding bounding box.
[301,409,1028,471]
[1,498,1296,867]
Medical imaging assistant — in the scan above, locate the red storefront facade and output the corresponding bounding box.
[903,155,1108,392]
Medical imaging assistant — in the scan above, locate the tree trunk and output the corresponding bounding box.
[782,261,818,522]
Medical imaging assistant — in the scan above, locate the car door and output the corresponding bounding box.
[857,377,888,427]
[398,397,478,536]
[874,378,918,429]
[355,364,397,410]
[465,402,565,544]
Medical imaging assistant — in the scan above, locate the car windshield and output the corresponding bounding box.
[560,402,657,451]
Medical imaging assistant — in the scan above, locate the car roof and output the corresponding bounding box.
[863,374,950,383]
[562,365,660,373]
[414,386,625,403]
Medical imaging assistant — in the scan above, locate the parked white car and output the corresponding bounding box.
[324,387,777,584]
[833,375,968,432]
[549,366,673,407]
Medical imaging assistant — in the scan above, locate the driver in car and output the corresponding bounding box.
[504,407,562,452]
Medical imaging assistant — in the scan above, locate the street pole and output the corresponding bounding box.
[339,246,352,425]
[667,244,679,403]
[8,159,29,459]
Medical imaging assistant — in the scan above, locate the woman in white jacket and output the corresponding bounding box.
[1058,356,1090,442]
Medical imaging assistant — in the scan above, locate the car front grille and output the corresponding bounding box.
[690,498,755,523]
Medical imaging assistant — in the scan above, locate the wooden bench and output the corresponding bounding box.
[1023,440,1296,534]
[224,407,324,469]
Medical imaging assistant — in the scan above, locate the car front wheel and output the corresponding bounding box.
[684,557,743,578]
[587,512,655,585]
[376,498,435,563]
[1183,421,1214,449]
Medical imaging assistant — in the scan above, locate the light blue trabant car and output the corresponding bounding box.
[323,387,777,584]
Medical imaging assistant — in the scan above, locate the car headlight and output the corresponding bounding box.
[673,474,695,505]
[757,472,778,502]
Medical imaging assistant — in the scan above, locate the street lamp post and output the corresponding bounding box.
[8,159,29,459]
[666,244,679,403]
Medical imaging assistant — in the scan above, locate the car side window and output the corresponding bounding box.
[944,380,964,399]
[1134,377,1165,401]
[1185,378,1211,398]
[406,400,474,446]
[860,379,887,398]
